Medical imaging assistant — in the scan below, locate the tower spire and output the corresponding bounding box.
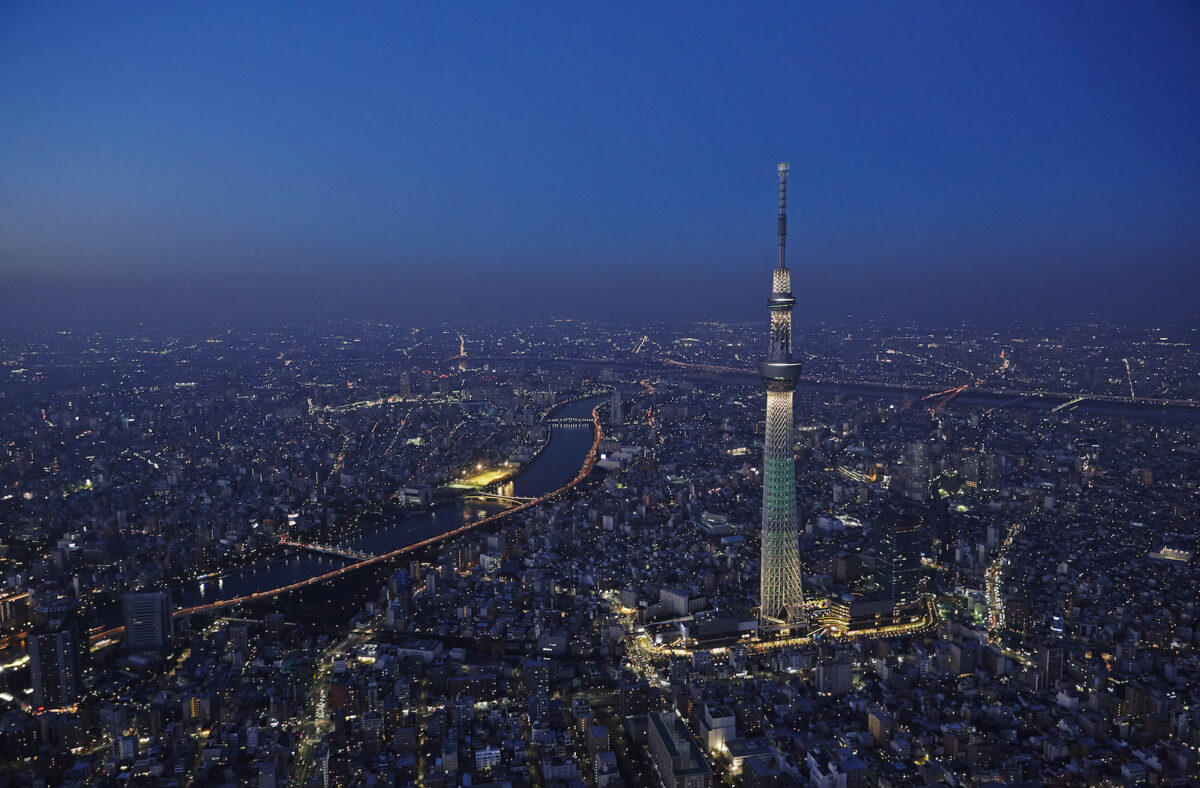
[778,162,788,270]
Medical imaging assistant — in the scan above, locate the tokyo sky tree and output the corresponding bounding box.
[758,162,805,625]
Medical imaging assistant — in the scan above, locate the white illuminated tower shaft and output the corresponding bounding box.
[759,162,805,625]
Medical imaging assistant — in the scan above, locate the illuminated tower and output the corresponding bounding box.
[759,162,805,625]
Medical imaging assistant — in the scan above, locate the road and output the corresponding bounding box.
[291,625,374,786]
[986,521,1024,634]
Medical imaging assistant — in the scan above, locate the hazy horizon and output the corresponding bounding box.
[2,2,1198,330]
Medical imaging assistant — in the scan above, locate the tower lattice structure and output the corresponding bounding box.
[758,162,805,625]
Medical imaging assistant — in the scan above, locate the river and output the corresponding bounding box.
[164,393,604,612]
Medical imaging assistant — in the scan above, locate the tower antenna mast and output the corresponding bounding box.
[778,162,788,270]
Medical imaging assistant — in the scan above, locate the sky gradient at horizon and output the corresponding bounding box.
[2,2,1198,327]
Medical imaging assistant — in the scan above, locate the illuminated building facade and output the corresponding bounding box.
[876,504,924,603]
[758,162,805,625]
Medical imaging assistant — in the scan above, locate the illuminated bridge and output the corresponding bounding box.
[278,538,376,561]
[545,417,594,426]
[466,492,536,504]
[1051,396,1087,413]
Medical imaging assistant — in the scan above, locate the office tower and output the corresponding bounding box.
[28,596,81,710]
[399,372,411,398]
[815,656,852,695]
[758,162,805,625]
[1004,596,1033,634]
[123,591,173,649]
[1038,644,1064,684]
[893,441,930,501]
[876,503,924,603]
[647,711,714,788]
[610,386,622,426]
[231,624,250,655]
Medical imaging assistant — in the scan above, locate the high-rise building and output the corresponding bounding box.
[1004,596,1033,634]
[0,589,30,629]
[1038,644,1064,685]
[758,162,805,625]
[893,441,930,501]
[28,596,81,710]
[876,503,924,603]
[610,386,622,426]
[123,591,173,649]
[647,711,713,788]
[815,656,852,695]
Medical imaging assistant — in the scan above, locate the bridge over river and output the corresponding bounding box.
[88,394,608,642]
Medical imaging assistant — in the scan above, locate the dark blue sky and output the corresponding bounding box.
[2,2,1198,328]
